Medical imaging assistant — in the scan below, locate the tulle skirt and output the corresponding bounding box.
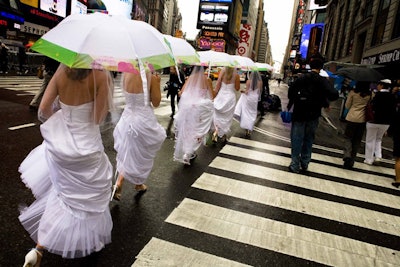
[174,98,214,163]
[19,110,113,258]
[113,107,166,185]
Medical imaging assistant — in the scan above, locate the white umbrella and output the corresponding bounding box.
[163,35,199,65]
[31,12,175,73]
[197,50,237,67]
[231,55,256,70]
[255,62,274,72]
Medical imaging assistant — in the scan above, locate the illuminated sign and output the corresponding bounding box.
[0,11,24,23]
[102,0,133,19]
[21,21,49,35]
[71,0,87,14]
[0,20,8,26]
[202,30,224,38]
[199,37,212,50]
[20,0,39,8]
[300,23,324,59]
[40,0,67,18]
[197,0,231,29]
[211,39,225,52]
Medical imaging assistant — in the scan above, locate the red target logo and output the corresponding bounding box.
[237,46,246,56]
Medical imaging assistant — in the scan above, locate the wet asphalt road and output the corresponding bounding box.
[0,74,395,266]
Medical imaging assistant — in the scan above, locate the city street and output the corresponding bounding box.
[0,74,399,266]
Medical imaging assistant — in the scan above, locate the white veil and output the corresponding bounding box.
[180,66,212,101]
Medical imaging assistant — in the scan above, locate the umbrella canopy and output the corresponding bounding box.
[31,12,175,73]
[255,62,273,72]
[335,67,384,82]
[231,55,256,70]
[197,50,237,67]
[163,35,199,65]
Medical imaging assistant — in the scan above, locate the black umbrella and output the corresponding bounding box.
[335,67,384,82]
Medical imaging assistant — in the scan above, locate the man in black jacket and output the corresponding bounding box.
[167,66,185,117]
[287,54,339,173]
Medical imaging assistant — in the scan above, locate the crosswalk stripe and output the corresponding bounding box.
[165,198,399,266]
[134,134,399,266]
[133,237,252,267]
[217,145,398,199]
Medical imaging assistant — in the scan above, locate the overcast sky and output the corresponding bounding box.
[176,0,294,66]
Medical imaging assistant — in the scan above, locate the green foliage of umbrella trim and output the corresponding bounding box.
[32,38,176,71]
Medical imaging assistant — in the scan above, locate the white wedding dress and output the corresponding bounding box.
[234,87,260,131]
[174,85,214,164]
[113,91,166,185]
[19,101,113,258]
[213,82,237,137]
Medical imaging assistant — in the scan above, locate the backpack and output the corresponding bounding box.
[264,94,282,111]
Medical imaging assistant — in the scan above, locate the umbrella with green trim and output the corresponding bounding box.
[163,35,199,65]
[255,62,273,72]
[31,12,175,73]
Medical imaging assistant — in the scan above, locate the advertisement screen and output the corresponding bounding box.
[40,0,67,18]
[102,0,132,18]
[197,0,231,29]
[71,0,87,14]
[300,23,324,60]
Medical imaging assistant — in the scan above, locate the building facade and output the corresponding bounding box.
[322,0,400,79]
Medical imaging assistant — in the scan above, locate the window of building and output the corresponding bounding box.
[392,2,400,39]
[371,0,391,46]
[363,0,373,19]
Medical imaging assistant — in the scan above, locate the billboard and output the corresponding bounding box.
[197,0,231,29]
[300,23,324,60]
[40,0,67,18]
[236,23,252,57]
[102,0,132,18]
[71,0,87,14]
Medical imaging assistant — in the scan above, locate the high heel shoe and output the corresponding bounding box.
[23,248,42,267]
[211,131,218,143]
[111,185,122,201]
[135,184,147,194]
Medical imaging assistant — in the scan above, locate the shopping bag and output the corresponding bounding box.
[280,111,292,123]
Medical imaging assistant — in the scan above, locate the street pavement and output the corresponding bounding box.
[0,74,399,266]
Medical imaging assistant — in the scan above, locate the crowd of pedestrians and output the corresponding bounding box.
[18,51,400,266]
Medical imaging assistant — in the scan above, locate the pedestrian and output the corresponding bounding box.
[342,81,372,169]
[18,45,27,75]
[364,79,396,165]
[29,57,60,110]
[112,70,166,201]
[20,65,115,266]
[173,65,214,165]
[0,41,9,74]
[287,54,339,173]
[277,77,282,87]
[167,66,185,117]
[258,71,270,116]
[391,82,400,188]
[211,66,240,143]
[234,70,262,137]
